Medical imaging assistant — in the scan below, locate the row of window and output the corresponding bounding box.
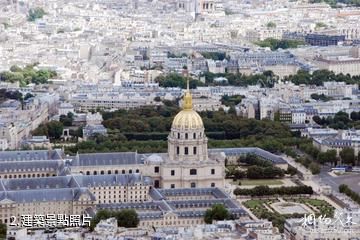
[98,199,146,204]
[97,195,147,199]
[176,146,197,155]
[155,168,216,176]
[140,218,203,227]
[0,173,56,179]
[3,168,54,173]
[170,183,216,188]
[84,169,140,175]
[174,132,202,139]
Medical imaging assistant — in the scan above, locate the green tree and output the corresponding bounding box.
[33,121,64,139]
[255,38,304,50]
[339,147,355,165]
[315,22,327,29]
[10,65,22,72]
[317,149,337,165]
[204,204,229,224]
[59,112,74,127]
[90,209,139,231]
[28,7,46,21]
[24,93,34,100]
[90,209,112,230]
[266,21,277,28]
[114,209,139,228]
[0,223,6,239]
[350,111,360,121]
[309,162,321,174]
[47,121,64,139]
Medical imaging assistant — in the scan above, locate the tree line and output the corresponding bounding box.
[0,88,33,105]
[300,141,357,166]
[233,185,313,196]
[255,38,305,50]
[284,69,359,86]
[0,64,57,87]
[339,184,360,205]
[310,0,360,7]
[155,69,359,91]
[64,103,308,154]
[312,111,357,130]
[226,154,285,180]
[90,209,139,231]
[102,104,292,139]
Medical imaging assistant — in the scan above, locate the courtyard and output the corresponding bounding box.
[242,197,335,232]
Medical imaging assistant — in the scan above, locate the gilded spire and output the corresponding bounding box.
[183,77,192,110]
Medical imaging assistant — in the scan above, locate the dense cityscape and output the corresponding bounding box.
[0,0,360,239]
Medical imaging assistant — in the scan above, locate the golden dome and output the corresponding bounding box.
[172,109,204,129]
[171,79,204,130]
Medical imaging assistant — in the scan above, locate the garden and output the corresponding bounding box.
[242,197,335,232]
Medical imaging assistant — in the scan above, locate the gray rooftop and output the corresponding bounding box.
[0,173,151,203]
[0,160,63,173]
[0,149,63,162]
[98,187,246,220]
[72,152,142,166]
[209,147,287,164]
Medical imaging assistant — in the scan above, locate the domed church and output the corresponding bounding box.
[149,80,225,189]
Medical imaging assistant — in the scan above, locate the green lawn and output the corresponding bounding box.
[239,179,283,186]
[283,198,335,217]
[243,199,264,209]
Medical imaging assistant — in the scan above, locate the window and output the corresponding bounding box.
[171,184,175,189]
[185,147,188,155]
[122,170,126,174]
[193,147,197,155]
[154,180,160,188]
[108,170,111,174]
[191,182,196,188]
[193,133,196,139]
[154,166,159,173]
[190,169,197,175]
[178,133,180,139]
[211,183,215,187]
[171,170,175,176]
[136,169,139,173]
[176,146,179,155]
[129,169,132,174]
[211,169,215,175]
[185,133,188,139]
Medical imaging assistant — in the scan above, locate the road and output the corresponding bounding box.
[317,166,360,193]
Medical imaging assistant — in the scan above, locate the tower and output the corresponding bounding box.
[168,79,208,162]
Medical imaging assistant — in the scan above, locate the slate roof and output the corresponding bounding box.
[72,152,142,166]
[73,174,152,187]
[209,147,287,164]
[157,187,228,199]
[97,188,246,220]
[0,160,63,173]
[0,149,63,162]
[0,174,151,203]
